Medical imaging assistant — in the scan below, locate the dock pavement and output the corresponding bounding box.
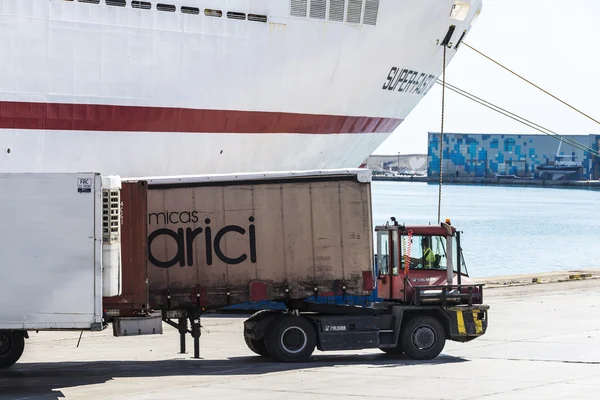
[2,271,600,400]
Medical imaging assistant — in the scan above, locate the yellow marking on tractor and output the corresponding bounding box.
[456,310,466,334]
[472,311,483,334]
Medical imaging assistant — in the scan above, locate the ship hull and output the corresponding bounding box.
[0,0,482,176]
[4,127,396,177]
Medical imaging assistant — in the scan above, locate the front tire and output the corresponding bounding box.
[0,331,25,369]
[264,316,316,363]
[400,315,445,360]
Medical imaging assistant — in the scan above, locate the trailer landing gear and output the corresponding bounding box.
[164,311,203,359]
[0,331,25,369]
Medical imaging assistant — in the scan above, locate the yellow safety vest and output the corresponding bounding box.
[423,248,436,268]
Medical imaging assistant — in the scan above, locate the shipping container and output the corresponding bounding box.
[103,180,150,317]
[127,169,375,311]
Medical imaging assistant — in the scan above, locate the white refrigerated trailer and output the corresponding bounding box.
[0,173,160,368]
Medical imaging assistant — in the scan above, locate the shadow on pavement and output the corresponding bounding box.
[0,353,468,400]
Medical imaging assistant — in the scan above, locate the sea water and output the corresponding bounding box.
[371,181,600,278]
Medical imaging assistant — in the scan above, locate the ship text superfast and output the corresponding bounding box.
[382,67,436,95]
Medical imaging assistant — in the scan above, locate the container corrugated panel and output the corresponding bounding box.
[103,181,150,315]
[145,175,374,310]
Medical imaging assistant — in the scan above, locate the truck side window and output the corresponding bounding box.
[391,230,399,275]
[431,236,448,270]
[377,231,390,276]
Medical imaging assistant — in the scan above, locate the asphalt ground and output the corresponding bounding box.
[1,278,600,400]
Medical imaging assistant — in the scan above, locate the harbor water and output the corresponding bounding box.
[371,181,600,278]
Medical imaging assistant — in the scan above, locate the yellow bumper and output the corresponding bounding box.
[447,305,489,341]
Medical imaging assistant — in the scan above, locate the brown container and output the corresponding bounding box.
[102,181,150,316]
[141,171,375,310]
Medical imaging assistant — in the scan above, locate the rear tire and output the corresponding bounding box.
[264,316,316,363]
[400,315,445,360]
[244,335,270,357]
[0,331,25,369]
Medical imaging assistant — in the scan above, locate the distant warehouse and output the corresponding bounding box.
[427,133,600,181]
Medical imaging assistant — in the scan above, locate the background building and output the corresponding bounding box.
[427,133,600,181]
[364,154,427,175]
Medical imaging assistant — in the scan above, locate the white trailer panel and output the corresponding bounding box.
[0,173,104,330]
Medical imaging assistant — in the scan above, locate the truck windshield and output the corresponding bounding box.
[401,235,465,274]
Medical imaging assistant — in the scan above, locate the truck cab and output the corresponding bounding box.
[375,217,483,306]
[244,217,489,363]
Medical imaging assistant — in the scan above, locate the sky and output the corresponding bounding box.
[373,0,600,155]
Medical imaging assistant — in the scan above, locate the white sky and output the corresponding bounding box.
[373,0,600,155]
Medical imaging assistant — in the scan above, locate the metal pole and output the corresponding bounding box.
[192,316,201,359]
[446,236,454,286]
[178,318,187,354]
[457,232,462,286]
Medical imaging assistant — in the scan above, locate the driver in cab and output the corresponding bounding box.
[410,236,438,269]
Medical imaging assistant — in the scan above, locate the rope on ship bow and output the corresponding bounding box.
[433,43,600,160]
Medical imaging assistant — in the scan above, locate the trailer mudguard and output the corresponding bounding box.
[243,310,283,341]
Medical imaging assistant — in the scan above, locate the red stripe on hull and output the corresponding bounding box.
[0,102,403,134]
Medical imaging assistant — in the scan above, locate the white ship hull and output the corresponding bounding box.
[0,0,482,177]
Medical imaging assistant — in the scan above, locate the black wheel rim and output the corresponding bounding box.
[412,325,436,351]
[280,327,307,354]
[0,333,13,357]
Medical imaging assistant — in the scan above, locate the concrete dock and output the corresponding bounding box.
[2,278,600,400]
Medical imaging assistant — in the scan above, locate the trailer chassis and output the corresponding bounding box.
[242,285,489,362]
[144,281,489,363]
[2,284,488,368]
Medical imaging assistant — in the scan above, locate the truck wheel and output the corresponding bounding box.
[265,316,316,363]
[400,316,445,360]
[244,335,270,357]
[0,331,25,369]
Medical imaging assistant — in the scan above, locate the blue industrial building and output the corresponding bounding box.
[427,133,600,181]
